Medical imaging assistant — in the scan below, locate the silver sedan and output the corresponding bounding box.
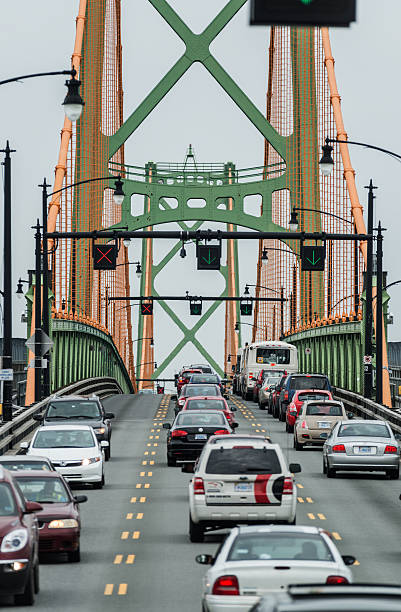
[322,420,400,479]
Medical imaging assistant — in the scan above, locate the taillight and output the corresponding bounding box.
[214,430,229,435]
[193,477,205,495]
[284,391,288,400]
[332,444,345,453]
[178,399,185,405]
[179,378,183,383]
[212,575,240,596]
[385,445,398,453]
[282,477,293,494]
[301,421,307,429]
[326,576,349,585]
[171,430,188,438]
[248,373,253,379]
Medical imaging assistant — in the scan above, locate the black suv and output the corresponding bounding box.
[277,373,332,422]
[34,395,114,461]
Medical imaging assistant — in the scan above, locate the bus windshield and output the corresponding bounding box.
[256,348,290,365]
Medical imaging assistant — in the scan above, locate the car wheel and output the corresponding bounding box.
[288,516,296,525]
[14,565,35,606]
[93,473,105,489]
[189,514,204,543]
[387,467,399,480]
[105,444,111,462]
[167,454,176,467]
[323,458,328,474]
[327,466,336,478]
[68,547,81,563]
[34,560,40,594]
[294,436,303,451]
[285,422,290,432]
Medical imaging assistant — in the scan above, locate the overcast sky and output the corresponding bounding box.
[0,1,400,377]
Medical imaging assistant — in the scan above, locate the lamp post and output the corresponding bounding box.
[376,222,384,404]
[34,220,42,402]
[116,261,142,277]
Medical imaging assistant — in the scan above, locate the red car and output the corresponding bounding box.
[285,389,333,432]
[176,368,202,394]
[182,396,237,425]
[14,470,87,562]
[0,466,41,605]
[175,384,222,416]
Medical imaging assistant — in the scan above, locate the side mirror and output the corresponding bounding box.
[100,440,109,448]
[74,495,88,504]
[195,554,214,565]
[33,414,43,422]
[223,394,229,399]
[163,423,171,429]
[289,463,302,474]
[341,555,356,566]
[231,406,237,412]
[171,394,177,401]
[181,463,195,473]
[20,441,29,450]
[24,501,43,514]
[105,413,115,419]
[347,412,354,420]
[231,422,239,429]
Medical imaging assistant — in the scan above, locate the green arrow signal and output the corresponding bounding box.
[202,249,217,265]
[306,251,321,266]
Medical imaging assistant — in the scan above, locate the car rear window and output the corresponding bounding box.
[205,448,281,474]
[298,392,328,402]
[190,375,219,384]
[46,400,101,420]
[0,460,52,471]
[186,400,225,410]
[0,483,17,516]
[289,376,329,390]
[305,404,342,416]
[176,413,225,426]
[227,533,334,562]
[185,386,219,397]
[338,423,390,438]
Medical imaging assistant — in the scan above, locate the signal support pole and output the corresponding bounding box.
[34,220,42,402]
[376,222,384,405]
[364,180,376,399]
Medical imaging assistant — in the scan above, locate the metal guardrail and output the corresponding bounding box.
[0,377,125,456]
[333,387,401,435]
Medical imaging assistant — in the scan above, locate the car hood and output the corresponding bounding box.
[34,502,78,520]
[0,516,22,536]
[28,447,99,460]
[43,418,103,428]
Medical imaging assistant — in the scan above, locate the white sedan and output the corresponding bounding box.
[196,525,355,612]
[21,425,107,488]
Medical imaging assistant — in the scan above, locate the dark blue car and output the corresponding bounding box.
[277,374,332,422]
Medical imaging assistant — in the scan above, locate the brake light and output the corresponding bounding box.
[193,477,205,495]
[332,444,345,453]
[249,374,253,379]
[326,576,349,585]
[301,421,307,429]
[171,430,188,438]
[284,391,288,400]
[179,378,183,382]
[282,477,293,494]
[214,430,229,435]
[212,575,240,596]
[385,445,398,453]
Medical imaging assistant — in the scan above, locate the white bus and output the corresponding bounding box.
[239,340,298,400]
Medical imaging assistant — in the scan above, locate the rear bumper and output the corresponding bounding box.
[191,498,296,526]
[327,454,400,470]
[204,594,259,612]
[297,432,327,445]
[168,443,205,459]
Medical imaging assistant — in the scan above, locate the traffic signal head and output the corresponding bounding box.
[250,0,356,27]
[141,301,153,315]
[197,243,221,270]
[240,301,253,316]
[93,243,118,270]
[190,301,202,316]
[301,245,326,272]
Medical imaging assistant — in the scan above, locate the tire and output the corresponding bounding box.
[167,454,176,467]
[105,444,111,462]
[34,561,39,594]
[189,514,204,543]
[93,473,105,489]
[286,422,293,433]
[288,516,296,525]
[387,467,399,480]
[68,547,81,563]
[245,391,252,401]
[14,566,35,606]
[323,458,328,474]
[278,406,285,422]
[327,466,336,478]
[259,403,265,410]
[294,436,303,451]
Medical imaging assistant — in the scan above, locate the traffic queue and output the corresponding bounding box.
[168,351,401,612]
[0,395,113,605]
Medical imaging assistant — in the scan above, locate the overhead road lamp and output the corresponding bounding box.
[137,361,157,369]
[133,337,154,347]
[319,136,401,178]
[244,284,281,296]
[115,260,142,278]
[261,248,268,264]
[16,278,30,299]
[288,206,354,232]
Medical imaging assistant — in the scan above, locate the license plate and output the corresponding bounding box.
[318,422,331,428]
[355,446,376,454]
[195,434,207,440]
[320,432,328,439]
[235,483,252,492]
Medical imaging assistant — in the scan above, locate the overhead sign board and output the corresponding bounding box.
[250,0,357,27]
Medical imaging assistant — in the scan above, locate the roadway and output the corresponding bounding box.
[5,392,401,610]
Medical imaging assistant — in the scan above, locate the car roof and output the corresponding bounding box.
[236,525,322,535]
[11,470,64,479]
[176,409,226,416]
[295,389,331,395]
[186,396,225,400]
[47,395,87,401]
[302,400,342,406]
[208,434,271,444]
[35,424,94,431]
[337,419,388,425]
[206,436,279,450]
[288,373,328,378]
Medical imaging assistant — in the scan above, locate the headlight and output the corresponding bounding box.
[1,529,28,552]
[48,519,79,529]
[81,457,100,466]
[94,427,106,435]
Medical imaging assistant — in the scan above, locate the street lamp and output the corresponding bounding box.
[116,260,142,278]
[133,336,154,347]
[113,176,125,205]
[261,248,268,264]
[123,238,131,248]
[319,139,334,176]
[244,284,281,296]
[180,242,187,258]
[137,361,157,369]
[16,278,29,299]
[62,70,84,121]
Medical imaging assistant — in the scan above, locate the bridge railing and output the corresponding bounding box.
[0,376,125,456]
[333,387,401,435]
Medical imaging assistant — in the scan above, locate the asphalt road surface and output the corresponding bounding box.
[4,392,401,610]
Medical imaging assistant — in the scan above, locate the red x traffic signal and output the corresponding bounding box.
[93,243,117,270]
[141,302,153,316]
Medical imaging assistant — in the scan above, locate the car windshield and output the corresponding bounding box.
[190,375,219,384]
[338,423,390,438]
[16,477,70,504]
[0,460,52,471]
[186,400,225,411]
[289,376,329,390]
[184,386,219,397]
[46,401,101,420]
[298,392,329,402]
[205,448,281,474]
[176,413,225,426]
[227,534,334,562]
[33,430,95,448]
[256,348,290,365]
[0,483,17,516]
[305,404,342,416]
[190,366,212,373]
